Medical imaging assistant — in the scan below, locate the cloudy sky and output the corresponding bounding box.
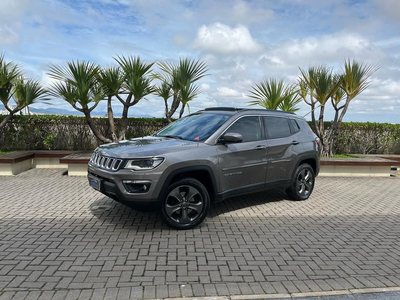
[1,0,400,122]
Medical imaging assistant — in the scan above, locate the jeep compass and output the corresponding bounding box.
[88,108,320,229]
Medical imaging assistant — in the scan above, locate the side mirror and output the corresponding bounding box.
[219,132,243,144]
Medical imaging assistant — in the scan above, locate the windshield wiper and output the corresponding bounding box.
[162,135,182,139]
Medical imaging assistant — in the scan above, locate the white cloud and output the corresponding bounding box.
[200,83,211,91]
[193,23,263,54]
[213,87,244,98]
[263,32,386,67]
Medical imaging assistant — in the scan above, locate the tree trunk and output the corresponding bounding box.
[0,114,13,131]
[325,103,342,157]
[324,95,351,157]
[83,109,112,143]
[166,94,180,123]
[164,97,170,123]
[119,104,129,141]
[179,103,186,118]
[318,105,325,137]
[107,96,118,142]
[336,95,351,132]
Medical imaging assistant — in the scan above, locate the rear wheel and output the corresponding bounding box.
[286,163,315,201]
[161,178,210,230]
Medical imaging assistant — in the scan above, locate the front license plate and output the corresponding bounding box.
[88,175,102,191]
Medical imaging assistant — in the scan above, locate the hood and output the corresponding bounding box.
[95,136,199,158]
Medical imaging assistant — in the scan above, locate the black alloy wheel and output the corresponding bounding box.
[286,163,315,201]
[161,178,210,230]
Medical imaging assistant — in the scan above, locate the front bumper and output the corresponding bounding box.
[87,163,164,207]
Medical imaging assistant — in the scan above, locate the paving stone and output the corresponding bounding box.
[0,170,399,299]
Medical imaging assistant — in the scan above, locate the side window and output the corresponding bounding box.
[263,117,292,139]
[290,119,300,133]
[225,116,262,142]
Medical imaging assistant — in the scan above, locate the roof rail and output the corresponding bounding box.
[204,107,243,111]
[204,107,294,114]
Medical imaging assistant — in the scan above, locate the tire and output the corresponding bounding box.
[160,178,210,230]
[286,163,315,201]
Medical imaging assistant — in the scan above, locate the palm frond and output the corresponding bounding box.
[97,66,124,96]
[247,78,292,110]
[48,60,104,108]
[0,55,22,106]
[13,79,49,107]
[155,80,172,100]
[114,55,156,101]
[341,59,379,100]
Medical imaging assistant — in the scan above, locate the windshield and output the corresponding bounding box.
[156,113,230,142]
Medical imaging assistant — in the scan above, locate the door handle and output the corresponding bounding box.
[292,140,300,145]
[254,145,267,150]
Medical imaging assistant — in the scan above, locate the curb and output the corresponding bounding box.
[165,286,400,300]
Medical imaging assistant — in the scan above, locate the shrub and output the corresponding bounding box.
[0,115,399,154]
[309,121,400,155]
[0,115,168,151]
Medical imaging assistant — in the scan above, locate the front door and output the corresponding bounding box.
[217,116,267,194]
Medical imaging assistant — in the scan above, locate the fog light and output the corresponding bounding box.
[123,180,151,193]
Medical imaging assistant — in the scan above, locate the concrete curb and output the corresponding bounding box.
[165,286,400,300]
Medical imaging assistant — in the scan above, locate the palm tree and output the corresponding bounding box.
[0,55,48,130]
[114,55,156,139]
[158,58,208,122]
[155,80,172,120]
[299,60,378,157]
[48,61,111,143]
[97,66,124,142]
[299,66,343,156]
[326,59,379,156]
[248,78,301,112]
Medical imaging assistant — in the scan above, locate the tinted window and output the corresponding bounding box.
[264,117,292,139]
[225,116,262,142]
[290,119,300,133]
[156,113,230,141]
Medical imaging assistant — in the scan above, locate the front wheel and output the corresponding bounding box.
[286,163,315,201]
[161,178,210,230]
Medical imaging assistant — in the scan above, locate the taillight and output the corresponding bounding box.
[315,137,321,149]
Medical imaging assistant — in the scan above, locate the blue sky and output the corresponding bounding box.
[1,0,400,122]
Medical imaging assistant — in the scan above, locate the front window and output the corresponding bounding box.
[225,116,262,142]
[156,113,230,141]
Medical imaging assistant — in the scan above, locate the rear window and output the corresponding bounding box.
[263,117,292,139]
[290,119,300,133]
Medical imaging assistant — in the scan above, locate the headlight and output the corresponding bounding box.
[124,157,164,170]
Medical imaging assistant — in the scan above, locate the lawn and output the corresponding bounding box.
[332,154,364,158]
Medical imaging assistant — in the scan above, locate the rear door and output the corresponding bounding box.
[263,116,303,182]
[217,116,268,194]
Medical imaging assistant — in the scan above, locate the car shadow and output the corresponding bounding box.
[89,188,291,230]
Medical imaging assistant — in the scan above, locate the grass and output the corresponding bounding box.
[0,151,11,155]
[332,154,364,158]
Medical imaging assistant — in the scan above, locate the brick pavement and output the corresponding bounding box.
[0,169,399,299]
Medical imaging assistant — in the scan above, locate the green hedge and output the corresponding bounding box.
[1,115,399,154]
[309,121,400,155]
[0,115,169,151]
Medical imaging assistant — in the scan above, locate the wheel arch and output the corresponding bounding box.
[294,155,319,177]
[158,166,218,204]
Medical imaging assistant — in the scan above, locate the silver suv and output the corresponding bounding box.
[88,108,320,229]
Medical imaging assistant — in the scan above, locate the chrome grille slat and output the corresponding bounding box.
[90,154,121,171]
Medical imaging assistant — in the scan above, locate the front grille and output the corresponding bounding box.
[90,153,123,171]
